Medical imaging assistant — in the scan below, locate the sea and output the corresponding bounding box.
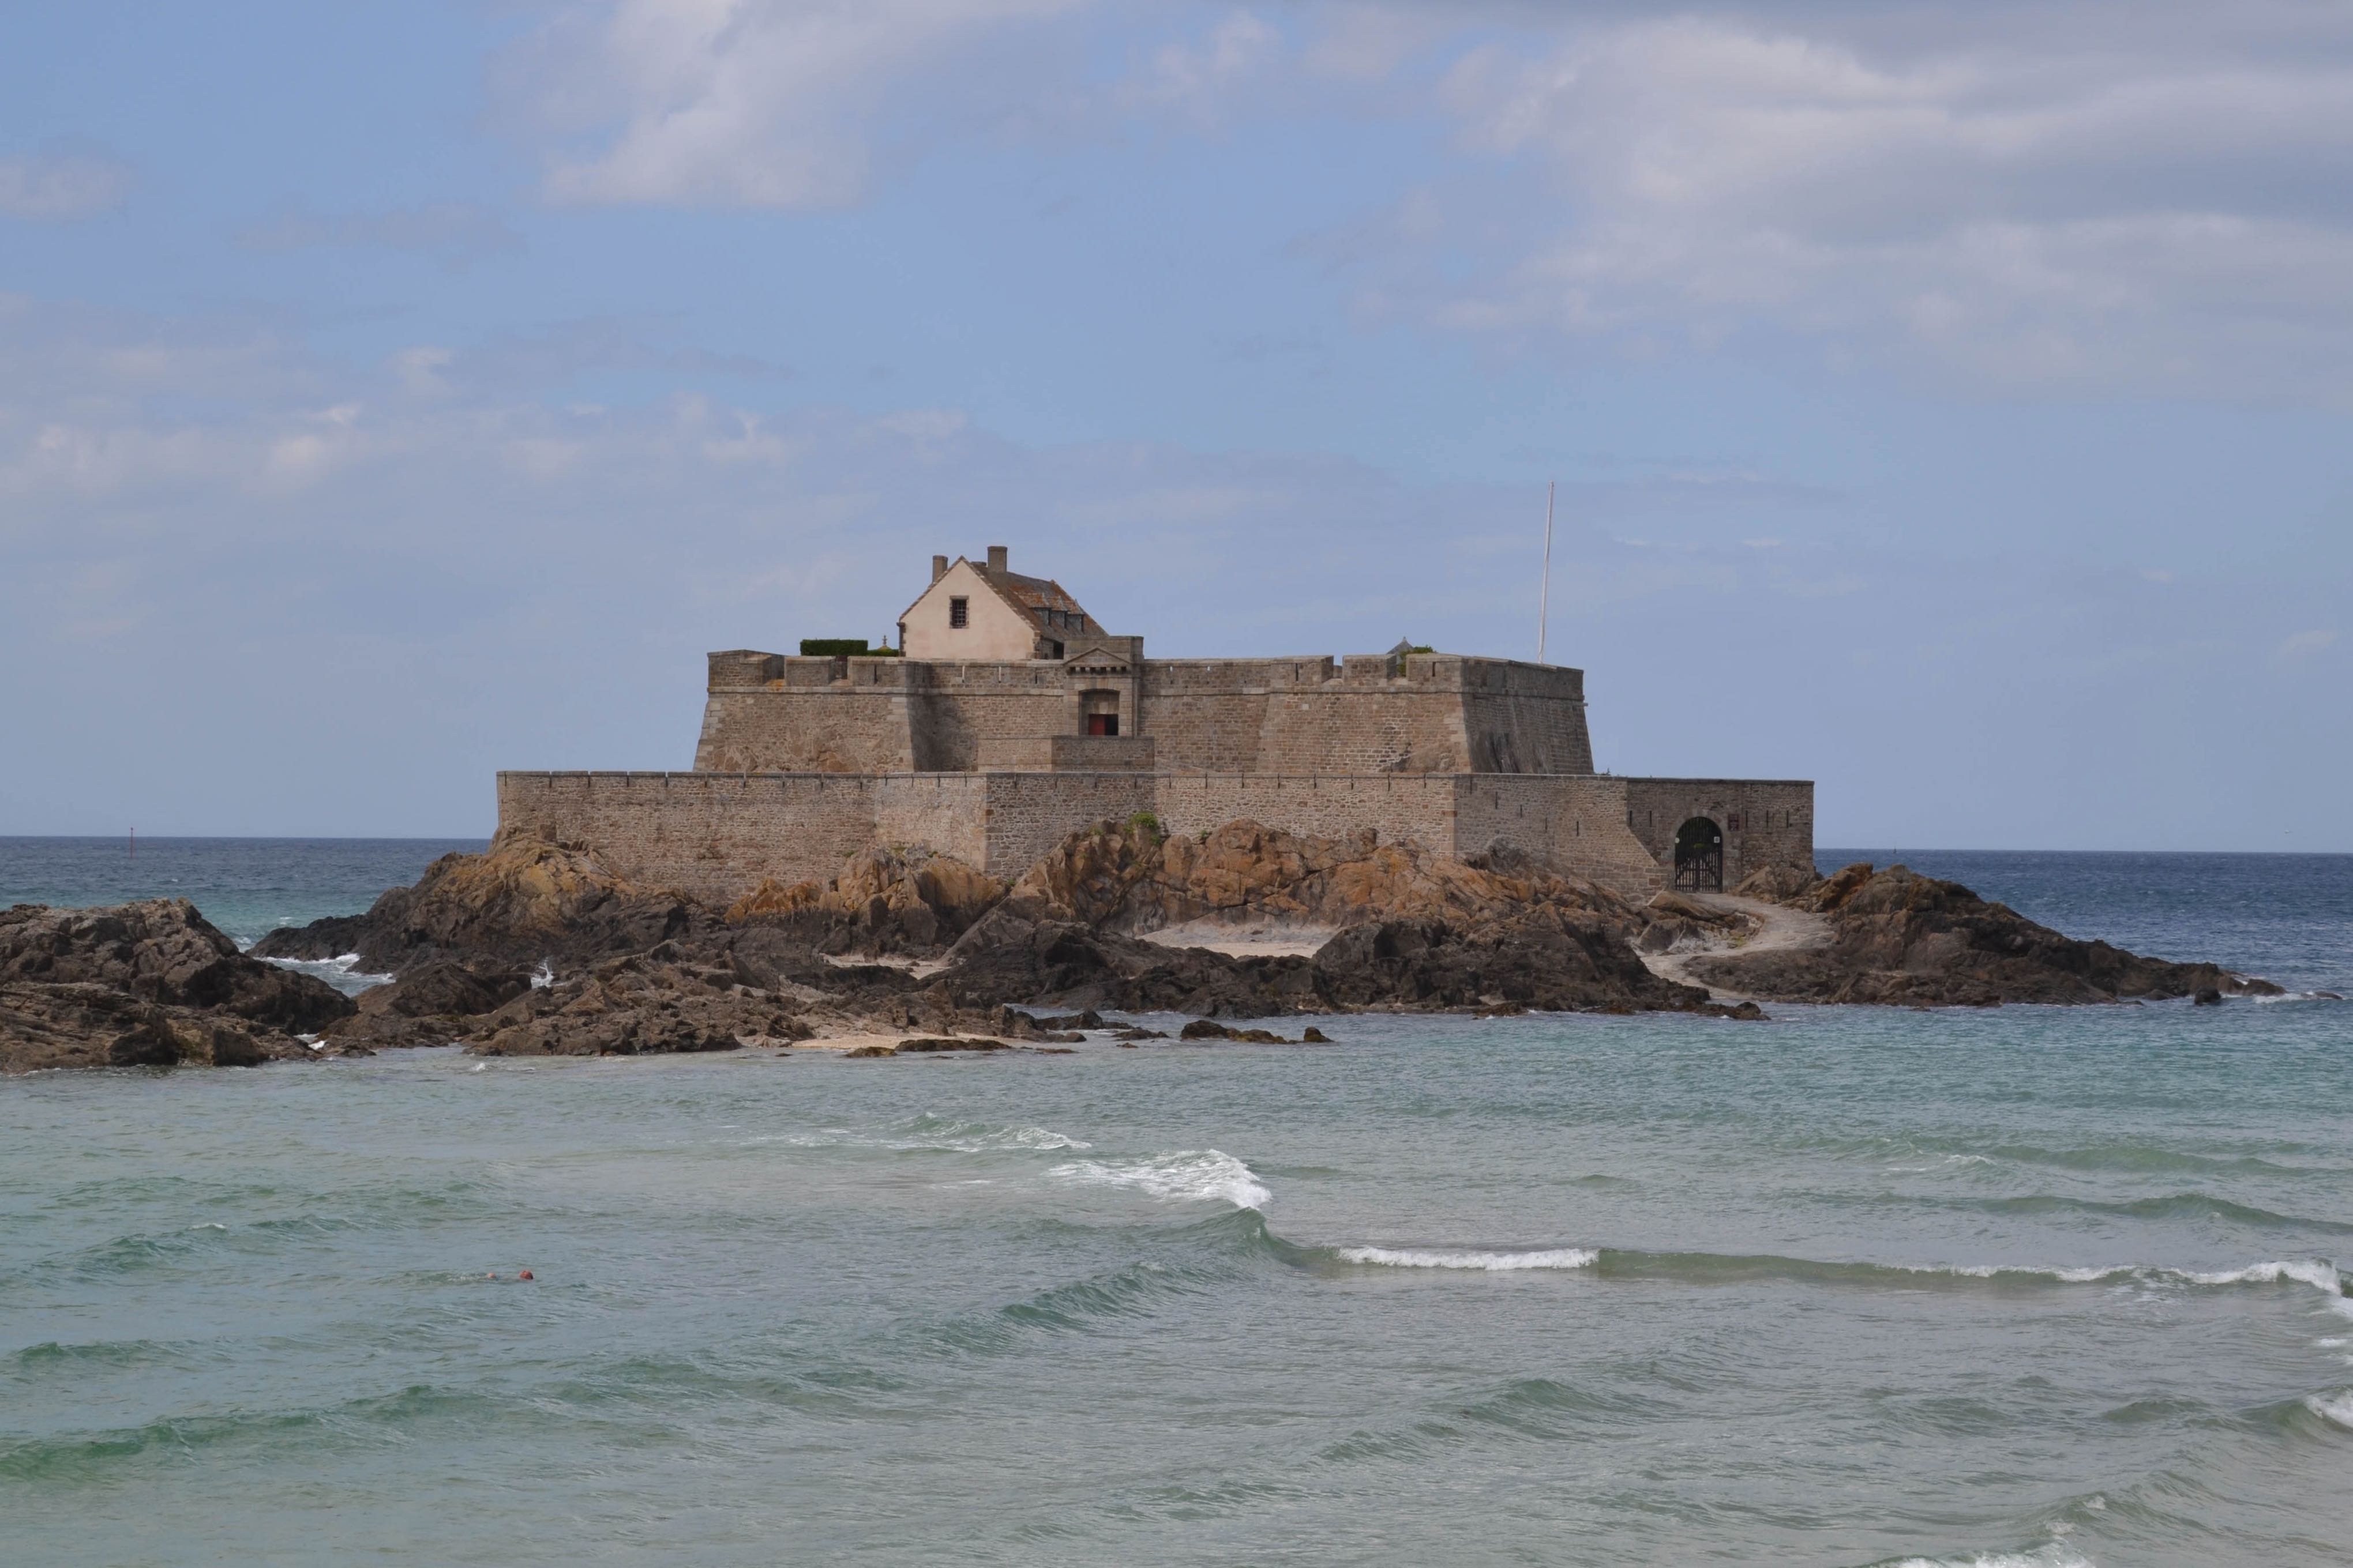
[2,838,2350,1567]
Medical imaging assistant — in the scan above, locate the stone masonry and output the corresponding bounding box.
[498,547,1814,901]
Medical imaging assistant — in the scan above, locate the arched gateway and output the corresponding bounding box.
[1673,817,1724,892]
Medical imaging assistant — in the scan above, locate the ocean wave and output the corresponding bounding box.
[751,1114,1091,1155]
[1334,1246,1598,1272]
[0,1383,499,1483]
[1952,1193,2353,1235]
[2303,1390,2353,1429]
[1882,1546,2095,1568]
[1820,1134,2338,1178]
[1049,1150,1270,1210]
[256,952,392,994]
[1284,1236,2348,1306]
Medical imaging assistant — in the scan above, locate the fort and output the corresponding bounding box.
[495,546,1814,903]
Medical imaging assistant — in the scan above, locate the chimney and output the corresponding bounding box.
[986,545,1008,574]
[931,554,948,583]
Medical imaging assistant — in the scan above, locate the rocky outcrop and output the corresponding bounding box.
[725,847,1006,955]
[322,960,539,1051]
[462,947,814,1056]
[0,982,318,1073]
[1691,863,2281,1005]
[1,900,352,1033]
[933,907,1329,1017]
[1004,818,1647,937]
[1314,907,1706,1013]
[250,832,705,973]
[929,819,1704,1017]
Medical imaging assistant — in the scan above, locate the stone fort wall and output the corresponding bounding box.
[692,652,1594,778]
[497,769,1813,905]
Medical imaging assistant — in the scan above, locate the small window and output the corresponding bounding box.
[949,596,969,629]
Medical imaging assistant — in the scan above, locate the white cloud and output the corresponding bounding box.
[490,2,2353,394]
[1396,9,2353,393]
[0,149,134,221]
[510,0,1098,208]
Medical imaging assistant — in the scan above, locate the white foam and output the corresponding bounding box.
[753,1122,1091,1155]
[1889,1257,2344,1297]
[1890,1546,2095,1568]
[1049,1150,1270,1210]
[258,952,394,992]
[2303,1391,2353,1429]
[1337,1246,1599,1272]
[2179,1258,2342,1293]
[530,961,554,990]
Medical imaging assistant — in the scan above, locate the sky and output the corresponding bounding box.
[2,0,2350,848]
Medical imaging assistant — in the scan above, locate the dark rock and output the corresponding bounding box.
[932,905,1326,1018]
[1312,910,1708,1014]
[1688,866,2281,1006]
[1178,1019,1330,1044]
[895,1037,1010,1052]
[1,981,314,1073]
[0,901,352,1033]
[463,953,811,1057]
[2193,987,2224,1006]
[324,960,538,1050]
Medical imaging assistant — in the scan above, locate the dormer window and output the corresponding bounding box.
[950,597,969,629]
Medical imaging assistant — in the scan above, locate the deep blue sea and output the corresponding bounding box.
[3,840,2351,1566]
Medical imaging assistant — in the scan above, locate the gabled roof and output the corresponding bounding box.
[900,556,1099,635]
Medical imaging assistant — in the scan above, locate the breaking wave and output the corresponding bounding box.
[256,952,392,997]
[2303,1390,2353,1429]
[1334,1246,1599,1272]
[1282,1235,2347,1308]
[1049,1150,1271,1210]
[752,1114,1091,1155]
[1881,1547,2095,1568]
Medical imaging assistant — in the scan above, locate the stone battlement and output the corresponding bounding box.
[694,648,1593,777]
[498,544,1812,898]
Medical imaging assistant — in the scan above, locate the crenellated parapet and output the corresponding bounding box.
[534,546,1807,898]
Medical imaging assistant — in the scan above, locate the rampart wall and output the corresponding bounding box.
[692,651,1594,778]
[497,769,1811,905]
[1621,778,1816,889]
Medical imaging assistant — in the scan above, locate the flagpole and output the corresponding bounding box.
[1536,481,1555,664]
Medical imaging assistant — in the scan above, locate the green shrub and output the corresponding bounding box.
[1126,811,1165,843]
[800,638,902,657]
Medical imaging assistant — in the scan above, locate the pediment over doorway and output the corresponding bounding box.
[1061,644,1131,678]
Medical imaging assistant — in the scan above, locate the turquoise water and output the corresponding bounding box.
[3,843,2351,1566]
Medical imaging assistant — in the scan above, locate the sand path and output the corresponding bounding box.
[1638,894,1832,1001]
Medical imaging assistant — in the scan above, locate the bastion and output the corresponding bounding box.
[497,547,1812,903]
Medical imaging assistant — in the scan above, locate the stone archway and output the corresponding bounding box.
[1673,817,1724,892]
